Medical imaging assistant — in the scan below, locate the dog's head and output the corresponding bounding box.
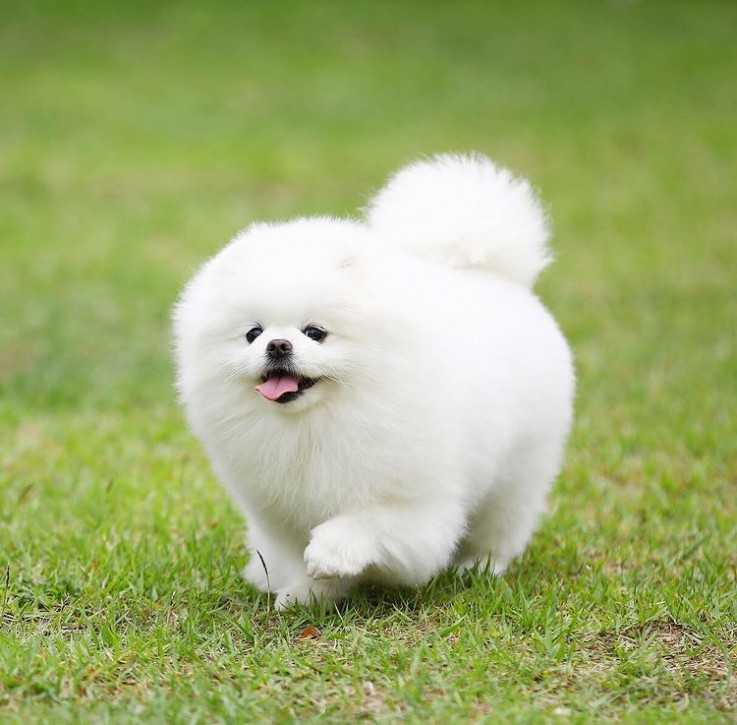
[174,218,382,413]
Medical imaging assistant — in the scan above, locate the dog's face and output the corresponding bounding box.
[175,218,377,413]
[232,303,356,411]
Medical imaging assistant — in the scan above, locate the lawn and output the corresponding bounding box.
[1,0,736,722]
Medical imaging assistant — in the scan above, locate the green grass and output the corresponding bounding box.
[1,0,736,721]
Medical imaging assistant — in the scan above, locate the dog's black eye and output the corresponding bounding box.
[245,326,263,344]
[303,326,327,343]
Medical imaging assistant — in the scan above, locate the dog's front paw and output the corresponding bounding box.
[274,578,349,610]
[274,582,322,610]
[455,554,506,576]
[304,518,378,580]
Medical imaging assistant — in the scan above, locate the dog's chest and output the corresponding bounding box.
[232,421,385,532]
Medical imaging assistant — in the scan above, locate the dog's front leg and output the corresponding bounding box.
[304,498,466,586]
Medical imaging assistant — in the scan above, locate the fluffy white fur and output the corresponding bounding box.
[173,153,575,609]
[366,153,551,288]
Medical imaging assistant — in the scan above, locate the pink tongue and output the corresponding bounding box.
[255,374,300,401]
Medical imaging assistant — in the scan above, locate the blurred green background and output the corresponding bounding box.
[1,1,735,722]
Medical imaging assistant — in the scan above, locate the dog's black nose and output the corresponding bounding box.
[266,338,293,359]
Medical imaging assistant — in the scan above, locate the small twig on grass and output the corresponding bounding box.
[256,550,271,616]
[1,564,9,619]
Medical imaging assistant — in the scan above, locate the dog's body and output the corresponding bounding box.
[174,155,575,608]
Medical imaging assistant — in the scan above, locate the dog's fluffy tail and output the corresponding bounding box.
[365,153,551,289]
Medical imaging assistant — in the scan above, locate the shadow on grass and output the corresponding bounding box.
[234,543,589,636]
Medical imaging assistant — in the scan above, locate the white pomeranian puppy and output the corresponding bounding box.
[173,154,575,609]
